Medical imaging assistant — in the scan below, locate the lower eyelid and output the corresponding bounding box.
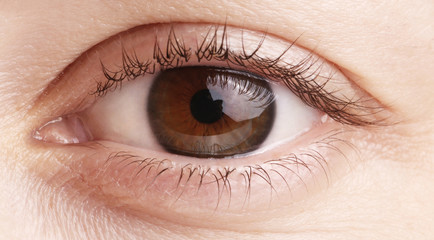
[39,120,351,229]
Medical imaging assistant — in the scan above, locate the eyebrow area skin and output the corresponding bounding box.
[0,0,433,239]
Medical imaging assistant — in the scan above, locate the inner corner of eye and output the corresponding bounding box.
[33,114,92,145]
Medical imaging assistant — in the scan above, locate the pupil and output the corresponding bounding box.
[190,89,223,124]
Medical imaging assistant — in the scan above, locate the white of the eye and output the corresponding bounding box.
[82,74,163,151]
[83,75,319,154]
[258,82,319,152]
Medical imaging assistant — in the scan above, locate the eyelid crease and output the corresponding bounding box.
[95,23,388,127]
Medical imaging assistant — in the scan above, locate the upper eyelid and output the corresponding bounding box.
[29,23,390,130]
[95,23,388,127]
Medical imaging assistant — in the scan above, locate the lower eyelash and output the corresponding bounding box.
[90,129,354,210]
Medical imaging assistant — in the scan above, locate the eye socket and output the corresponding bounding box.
[31,23,386,226]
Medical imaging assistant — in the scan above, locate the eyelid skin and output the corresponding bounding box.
[28,23,391,231]
[32,24,387,126]
[41,124,356,230]
[96,24,386,126]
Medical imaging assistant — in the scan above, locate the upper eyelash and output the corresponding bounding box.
[95,24,385,126]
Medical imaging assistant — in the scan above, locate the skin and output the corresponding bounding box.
[0,0,433,239]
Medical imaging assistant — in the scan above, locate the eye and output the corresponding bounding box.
[32,24,386,228]
[67,65,318,159]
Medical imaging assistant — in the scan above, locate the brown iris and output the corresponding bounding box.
[147,66,275,158]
